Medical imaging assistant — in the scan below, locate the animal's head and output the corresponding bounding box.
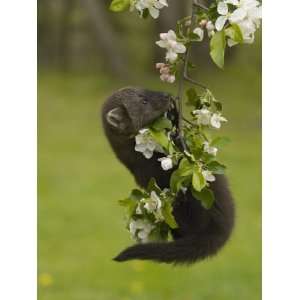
[103,87,173,135]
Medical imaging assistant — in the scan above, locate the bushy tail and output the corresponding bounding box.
[114,234,227,265]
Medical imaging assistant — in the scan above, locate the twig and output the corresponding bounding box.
[183,117,194,126]
[193,0,209,11]
[176,1,208,151]
[184,74,208,90]
[176,49,189,152]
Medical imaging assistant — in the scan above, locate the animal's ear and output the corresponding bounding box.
[106,107,128,130]
[122,99,141,131]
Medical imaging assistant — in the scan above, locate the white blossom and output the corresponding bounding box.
[156,63,176,83]
[133,0,168,19]
[202,170,216,182]
[210,113,227,129]
[193,27,204,41]
[135,129,163,159]
[203,141,218,156]
[193,108,212,126]
[215,1,231,31]
[158,156,173,171]
[215,0,262,43]
[143,191,162,213]
[156,30,186,63]
[129,219,154,243]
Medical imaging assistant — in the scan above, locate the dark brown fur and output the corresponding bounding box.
[102,87,235,265]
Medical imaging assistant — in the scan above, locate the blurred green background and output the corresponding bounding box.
[38,1,261,299]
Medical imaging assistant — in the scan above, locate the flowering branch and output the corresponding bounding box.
[108,0,262,243]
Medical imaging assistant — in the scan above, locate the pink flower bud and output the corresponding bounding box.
[160,66,170,74]
[160,73,169,82]
[156,63,165,69]
[167,75,176,83]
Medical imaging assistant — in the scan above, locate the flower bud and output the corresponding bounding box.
[160,66,170,74]
[206,21,215,31]
[159,157,173,171]
[156,62,165,69]
[199,19,207,28]
[167,75,176,83]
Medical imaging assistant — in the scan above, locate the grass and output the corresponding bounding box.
[38,44,261,300]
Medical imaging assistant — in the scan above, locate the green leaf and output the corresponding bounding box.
[225,24,243,43]
[118,197,133,207]
[109,0,130,12]
[210,30,226,69]
[148,224,169,241]
[147,178,162,194]
[130,189,146,201]
[192,166,206,192]
[188,61,196,69]
[207,161,226,174]
[141,8,149,18]
[210,136,231,148]
[178,158,193,177]
[162,202,178,229]
[118,197,138,218]
[191,187,215,209]
[168,141,176,155]
[213,101,223,111]
[189,32,202,41]
[169,159,195,193]
[170,170,185,193]
[201,152,216,164]
[170,169,192,194]
[149,129,169,150]
[151,117,172,131]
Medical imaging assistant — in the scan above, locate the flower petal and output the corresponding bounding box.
[217,2,228,15]
[193,27,204,41]
[143,149,154,159]
[173,43,186,53]
[159,0,168,6]
[167,75,175,83]
[149,7,159,19]
[147,141,157,151]
[224,0,239,5]
[166,51,178,63]
[215,16,228,31]
[166,30,177,41]
[135,143,146,152]
[156,40,168,48]
[229,8,247,23]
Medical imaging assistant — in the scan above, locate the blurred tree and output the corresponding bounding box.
[37,0,235,75]
[79,0,128,77]
[57,0,76,70]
